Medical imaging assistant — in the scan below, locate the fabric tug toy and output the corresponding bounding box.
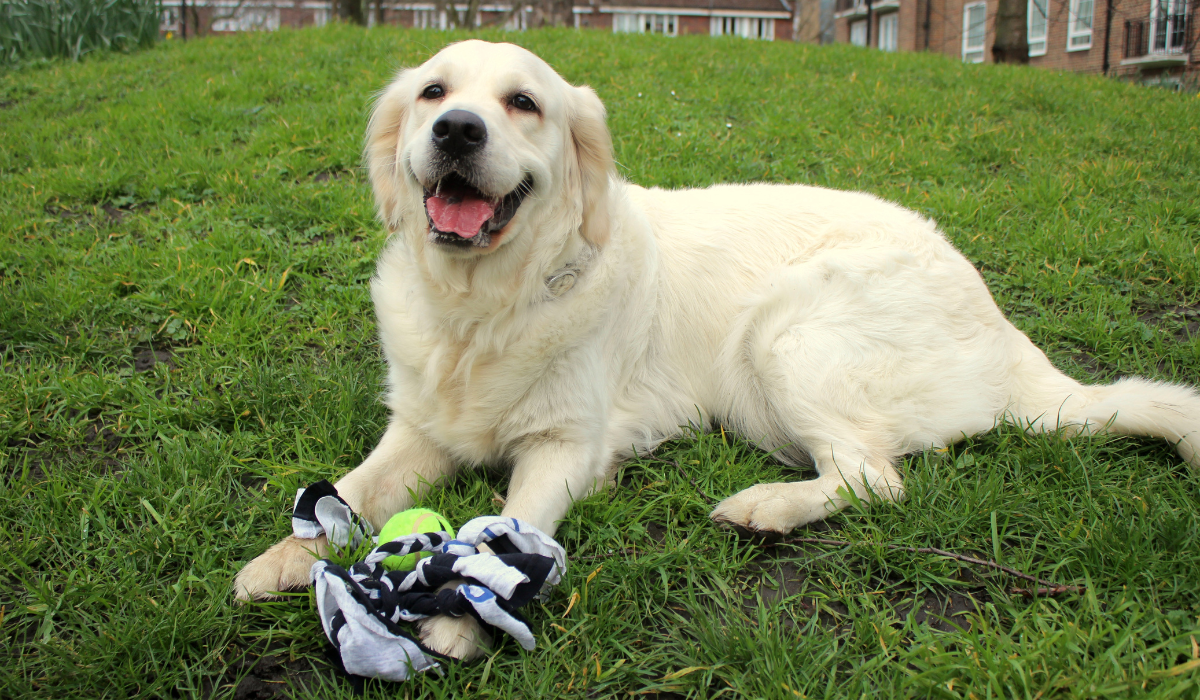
[290,480,567,681]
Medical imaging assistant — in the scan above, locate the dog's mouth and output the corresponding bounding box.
[423,172,533,248]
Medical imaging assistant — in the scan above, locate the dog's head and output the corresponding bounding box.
[366,41,614,261]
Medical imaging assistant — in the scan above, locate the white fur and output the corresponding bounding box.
[235,41,1200,656]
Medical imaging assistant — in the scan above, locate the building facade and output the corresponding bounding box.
[161,0,798,41]
[830,0,1196,82]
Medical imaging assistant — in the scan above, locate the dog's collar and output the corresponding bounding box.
[544,265,580,297]
[543,248,594,299]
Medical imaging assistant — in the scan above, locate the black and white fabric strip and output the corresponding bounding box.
[293,483,567,681]
[291,480,372,551]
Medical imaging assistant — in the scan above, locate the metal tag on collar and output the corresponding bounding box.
[545,268,577,297]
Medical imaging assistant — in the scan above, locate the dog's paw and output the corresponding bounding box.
[418,614,490,661]
[233,535,328,601]
[710,483,827,535]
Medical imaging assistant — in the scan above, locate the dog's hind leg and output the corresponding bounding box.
[711,443,904,534]
[709,248,1002,534]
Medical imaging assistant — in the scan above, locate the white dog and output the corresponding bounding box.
[235,40,1200,659]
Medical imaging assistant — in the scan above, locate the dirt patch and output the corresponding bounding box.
[5,434,50,483]
[84,420,123,456]
[206,650,321,700]
[1067,349,1112,378]
[893,587,984,632]
[1137,301,1200,341]
[741,552,988,633]
[6,408,129,482]
[44,199,152,228]
[132,347,174,372]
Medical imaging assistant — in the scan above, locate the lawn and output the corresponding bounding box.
[2,24,1199,699]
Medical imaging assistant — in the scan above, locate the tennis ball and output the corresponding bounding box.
[377,508,456,571]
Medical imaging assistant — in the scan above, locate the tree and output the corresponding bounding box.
[431,0,483,28]
[992,0,1030,63]
[530,0,573,27]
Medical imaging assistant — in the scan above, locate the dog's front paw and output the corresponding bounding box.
[234,535,328,601]
[418,614,490,661]
[710,483,827,535]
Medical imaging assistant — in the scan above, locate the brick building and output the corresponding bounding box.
[829,0,1196,83]
[161,0,798,41]
[573,0,794,39]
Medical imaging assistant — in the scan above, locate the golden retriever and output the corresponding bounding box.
[235,40,1200,660]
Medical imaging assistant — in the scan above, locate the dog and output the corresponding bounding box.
[235,40,1200,660]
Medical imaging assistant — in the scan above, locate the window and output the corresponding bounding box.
[1027,0,1047,55]
[878,12,898,51]
[613,13,638,32]
[1150,0,1188,53]
[710,16,776,39]
[962,2,986,62]
[850,18,867,46]
[211,7,280,32]
[1067,0,1094,49]
[160,7,180,33]
[644,14,677,34]
[613,13,677,35]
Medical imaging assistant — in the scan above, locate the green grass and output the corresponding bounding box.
[2,24,1199,699]
[1,0,161,65]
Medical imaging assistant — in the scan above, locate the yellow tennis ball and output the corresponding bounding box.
[377,509,455,571]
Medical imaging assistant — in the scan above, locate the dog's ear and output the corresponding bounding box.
[365,69,415,233]
[568,85,615,247]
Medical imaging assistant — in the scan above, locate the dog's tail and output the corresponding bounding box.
[1009,339,1200,467]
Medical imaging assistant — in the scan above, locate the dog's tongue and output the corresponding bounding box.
[426,190,495,239]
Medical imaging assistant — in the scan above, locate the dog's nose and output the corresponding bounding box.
[431,110,487,157]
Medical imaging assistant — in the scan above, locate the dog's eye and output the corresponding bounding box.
[422,84,445,100]
[510,94,537,112]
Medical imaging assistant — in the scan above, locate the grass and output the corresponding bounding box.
[0,0,161,65]
[1,23,1199,699]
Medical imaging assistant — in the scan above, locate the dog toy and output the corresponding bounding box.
[289,480,567,682]
[376,508,456,571]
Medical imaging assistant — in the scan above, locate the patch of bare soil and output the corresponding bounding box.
[132,346,174,372]
[740,554,987,633]
[6,409,130,482]
[311,170,342,183]
[5,434,50,483]
[1137,301,1200,341]
[44,199,152,228]
[206,651,321,700]
[1067,348,1113,378]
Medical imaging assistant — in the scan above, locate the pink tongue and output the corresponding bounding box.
[426,194,495,238]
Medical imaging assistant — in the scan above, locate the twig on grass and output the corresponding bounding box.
[673,460,715,504]
[773,537,1084,596]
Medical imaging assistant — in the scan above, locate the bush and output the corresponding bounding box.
[0,0,161,65]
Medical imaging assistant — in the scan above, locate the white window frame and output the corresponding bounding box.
[849,18,867,46]
[878,12,898,51]
[613,12,638,32]
[1027,0,1048,55]
[1150,0,1189,53]
[710,16,775,39]
[1066,0,1094,50]
[211,6,280,32]
[613,12,677,35]
[962,1,987,62]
